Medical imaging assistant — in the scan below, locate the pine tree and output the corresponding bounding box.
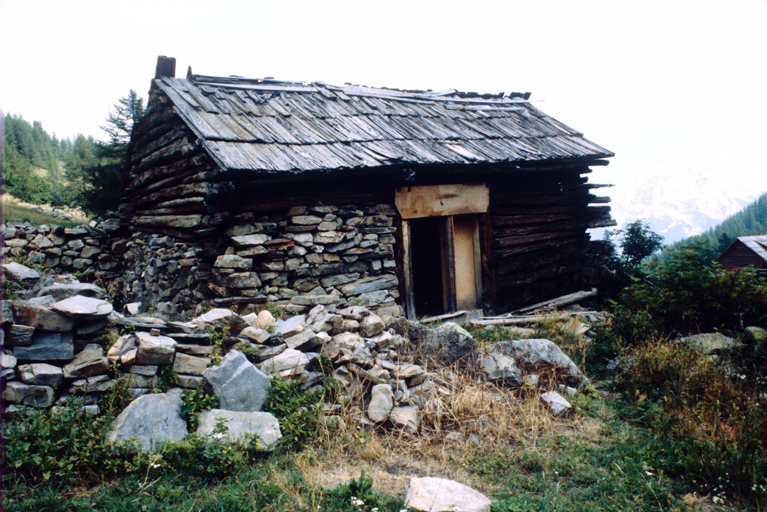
[79,90,145,216]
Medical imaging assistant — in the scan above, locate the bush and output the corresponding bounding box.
[264,377,327,449]
[4,397,118,483]
[614,340,767,505]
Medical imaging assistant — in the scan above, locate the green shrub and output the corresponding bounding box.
[4,397,118,483]
[264,377,327,449]
[614,340,767,505]
[179,388,219,430]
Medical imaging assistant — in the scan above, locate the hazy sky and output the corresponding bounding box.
[2,0,766,224]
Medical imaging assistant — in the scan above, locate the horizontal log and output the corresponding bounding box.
[127,155,208,191]
[493,230,579,249]
[131,138,200,176]
[492,235,584,258]
[130,127,188,164]
[130,183,209,208]
[132,214,206,229]
[513,288,598,314]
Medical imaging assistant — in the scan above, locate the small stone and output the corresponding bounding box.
[2,262,41,283]
[389,406,419,434]
[259,348,310,377]
[5,324,35,347]
[540,391,571,417]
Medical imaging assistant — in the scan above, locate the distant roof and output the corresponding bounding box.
[736,235,767,261]
[153,74,613,174]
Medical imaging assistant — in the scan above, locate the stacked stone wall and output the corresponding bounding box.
[1,202,403,321]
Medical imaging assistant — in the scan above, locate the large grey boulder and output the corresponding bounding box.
[416,322,477,366]
[404,477,491,512]
[197,409,282,450]
[18,363,64,388]
[481,339,586,387]
[203,350,271,412]
[107,389,188,451]
[63,343,109,379]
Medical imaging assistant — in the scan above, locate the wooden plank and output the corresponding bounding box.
[441,217,456,313]
[401,220,416,320]
[480,213,496,315]
[512,288,598,314]
[395,184,489,219]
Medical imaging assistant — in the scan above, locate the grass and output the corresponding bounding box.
[2,194,89,227]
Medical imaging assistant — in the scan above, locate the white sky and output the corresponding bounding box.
[2,0,767,226]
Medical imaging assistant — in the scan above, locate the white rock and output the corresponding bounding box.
[404,477,492,512]
[367,383,393,422]
[197,409,282,450]
[540,391,571,417]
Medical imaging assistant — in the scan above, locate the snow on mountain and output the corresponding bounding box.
[590,158,765,245]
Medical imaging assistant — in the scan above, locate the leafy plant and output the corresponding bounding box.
[207,325,230,366]
[180,388,219,430]
[4,397,117,483]
[155,365,178,392]
[264,377,327,449]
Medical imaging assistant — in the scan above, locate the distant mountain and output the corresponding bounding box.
[605,163,765,245]
[669,192,767,254]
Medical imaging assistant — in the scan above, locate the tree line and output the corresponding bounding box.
[2,90,144,218]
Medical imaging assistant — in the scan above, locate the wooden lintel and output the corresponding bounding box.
[395,184,489,219]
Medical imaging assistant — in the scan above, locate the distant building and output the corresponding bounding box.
[717,235,767,275]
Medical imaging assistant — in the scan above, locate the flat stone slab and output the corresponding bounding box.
[35,282,108,301]
[52,296,113,318]
[12,301,75,332]
[274,315,306,337]
[404,477,491,512]
[13,332,74,361]
[2,262,41,283]
[197,409,282,450]
[173,352,210,376]
[107,389,188,451]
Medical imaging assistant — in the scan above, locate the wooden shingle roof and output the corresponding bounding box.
[154,74,613,174]
[735,235,767,262]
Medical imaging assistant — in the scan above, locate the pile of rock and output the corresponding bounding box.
[3,261,587,445]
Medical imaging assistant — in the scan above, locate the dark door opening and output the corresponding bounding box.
[409,217,445,317]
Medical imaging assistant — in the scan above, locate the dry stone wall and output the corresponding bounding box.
[1,202,403,321]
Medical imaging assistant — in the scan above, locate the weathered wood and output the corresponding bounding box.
[493,230,582,249]
[480,212,496,315]
[512,288,598,314]
[395,184,489,219]
[132,214,206,229]
[401,220,416,319]
[127,157,208,192]
[131,183,208,208]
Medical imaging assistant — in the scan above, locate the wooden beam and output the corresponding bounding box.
[395,184,489,219]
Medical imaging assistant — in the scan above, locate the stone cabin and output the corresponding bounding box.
[119,56,615,320]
